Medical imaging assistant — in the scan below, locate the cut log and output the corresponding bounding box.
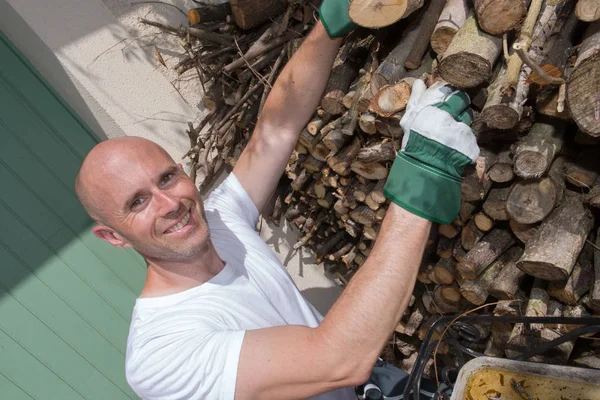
[438,12,502,88]
[576,0,600,21]
[430,0,469,56]
[342,91,355,110]
[350,205,378,228]
[303,155,325,173]
[509,220,539,244]
[474,212,495,232]
[487,247,526,300]
[358,113,378,134]
[433,257,457,285]
[482,185,512,221]
[564,149,600,189]
[567,21,600,136]
[488,150,514,183]
[398,301,426,337]
[473,0,527,35]
[453,238,467,263]
[350,160,389,180]
[435,283,462,304]
[459,201,478,224]
[513,122,564,179]
[439,223,460,239]
[517,194,594,281]
[457,228,515,280]
[477,65,527,130]
[356,140,397,163]
[230,0,287,30]
[322,129,353,153]
[291,168,311,191]
[459,254,507,305]
[307,114,332,136]
[327,137,361,176]
[461,219,485,251]
[506,156,566,225]
[348,0,424,28]
[369,80,412,117]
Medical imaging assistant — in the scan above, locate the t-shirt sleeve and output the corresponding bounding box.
[204,173,259,228]
[127,326,245,400]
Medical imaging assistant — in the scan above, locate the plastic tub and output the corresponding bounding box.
[450,356,600,400]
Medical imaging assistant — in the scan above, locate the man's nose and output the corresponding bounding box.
[154,190,180,217]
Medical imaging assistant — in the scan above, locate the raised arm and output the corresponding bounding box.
[234,75,480,398]
[232,21,342,213]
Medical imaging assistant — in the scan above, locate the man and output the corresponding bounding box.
[75,1,479,398]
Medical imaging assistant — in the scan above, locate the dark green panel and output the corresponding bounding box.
[0,203,130,349]
[0,329,84,400]
[0,245,136,399]
[0,36,96,159]
[0,372,35,400]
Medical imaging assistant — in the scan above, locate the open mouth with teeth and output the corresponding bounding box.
[165,211,191,234]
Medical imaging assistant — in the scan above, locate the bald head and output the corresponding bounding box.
[75,136,176,223]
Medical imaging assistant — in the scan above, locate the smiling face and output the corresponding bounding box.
[76,137,210,262]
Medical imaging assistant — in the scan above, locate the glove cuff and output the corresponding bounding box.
[383,153,461,225]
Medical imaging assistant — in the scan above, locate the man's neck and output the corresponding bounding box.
[139,241,225,298]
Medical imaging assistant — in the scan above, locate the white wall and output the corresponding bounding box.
[1,0,200,165]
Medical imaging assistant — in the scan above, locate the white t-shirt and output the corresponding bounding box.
[126,174,356,400]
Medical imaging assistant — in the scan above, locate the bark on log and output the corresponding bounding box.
[488,150,514,183]
[505,279,549,359]
[548,243,595,306]
[322,129,352,153]
[404,0,446,70]
[576,0,600,21]
[350,205,378,228]
[367,11,424,98]
[461,219,485,251]
[513,122,564,179]
[322,60,360,116]
[438,12,502,88]
[457,228,515,280]
[482,185,512,221]
[356,140,397,163]
[473,0,527,35]
[459,201,478,224]
[348,0,424,28]
[460,252,507,305]
[229,0,287,29]
[506,156,566,225]
[461,148,496,202]
[517,194,594,281]
[487,247,526,300]
[327,137,361,176]
[567,21,600,136]
[430,0,469,56]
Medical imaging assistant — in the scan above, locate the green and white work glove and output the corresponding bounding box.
[319,0,357,37]
[383,80,480,224]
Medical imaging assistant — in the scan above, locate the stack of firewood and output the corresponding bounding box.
[147,0,600,372]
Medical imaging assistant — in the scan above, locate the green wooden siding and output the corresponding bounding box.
[0,33,146,399]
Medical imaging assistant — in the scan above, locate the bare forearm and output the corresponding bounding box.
[260,20,342,134]
[318,204,432,378]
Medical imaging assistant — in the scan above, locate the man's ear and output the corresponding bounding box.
[92,225,132,248]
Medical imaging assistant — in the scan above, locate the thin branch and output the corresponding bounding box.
[233,38,273,89]
[515,47,564,85]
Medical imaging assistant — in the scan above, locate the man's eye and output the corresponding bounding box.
[131,198,144,209]
[161,174,173,185]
